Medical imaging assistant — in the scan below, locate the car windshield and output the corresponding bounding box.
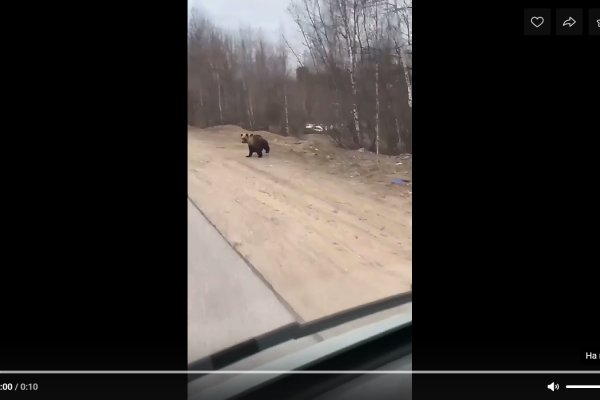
[187,0,412,366]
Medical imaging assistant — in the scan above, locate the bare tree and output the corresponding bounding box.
[334,0,362,145]
[277,37,291,135]
[387,0,412,109]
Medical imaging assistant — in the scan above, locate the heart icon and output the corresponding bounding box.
[531,16,544,28]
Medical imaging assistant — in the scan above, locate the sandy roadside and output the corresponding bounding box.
[188,125,412,322]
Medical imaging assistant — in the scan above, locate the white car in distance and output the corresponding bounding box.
[305,123,325,133]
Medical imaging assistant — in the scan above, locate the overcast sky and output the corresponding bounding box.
[188,0,304,66]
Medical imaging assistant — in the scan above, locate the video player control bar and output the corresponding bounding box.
[548,382,600,391]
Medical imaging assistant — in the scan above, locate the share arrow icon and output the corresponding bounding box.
[563,16,576,27]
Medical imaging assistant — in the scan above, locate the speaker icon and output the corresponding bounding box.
[547,382,559,391]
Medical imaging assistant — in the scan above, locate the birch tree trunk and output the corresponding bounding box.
[284,84,289,135]
[375,61,379,155]
[395,117,402,152]
[248,89,255,128]
[216,71,223,123]
[400,52,412,109]
[199,83,204,108]
[349,69,360,145]
[338,0,361,145]
[242,79,253,129]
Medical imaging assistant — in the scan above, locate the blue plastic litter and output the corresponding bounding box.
[391,178,409,185]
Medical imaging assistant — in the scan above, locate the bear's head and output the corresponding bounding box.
[241,132,254,144]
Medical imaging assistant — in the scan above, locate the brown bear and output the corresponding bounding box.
[241,132,270,158]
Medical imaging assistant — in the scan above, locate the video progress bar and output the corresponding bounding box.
[566,385,600,389]
[2,370,600,374]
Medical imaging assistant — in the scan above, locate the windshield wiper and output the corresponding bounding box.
[188,291,411,374]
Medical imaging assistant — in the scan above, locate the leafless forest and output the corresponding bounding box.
[188,0,412,155]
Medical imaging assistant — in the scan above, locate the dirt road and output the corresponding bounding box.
[188,125,412,323]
